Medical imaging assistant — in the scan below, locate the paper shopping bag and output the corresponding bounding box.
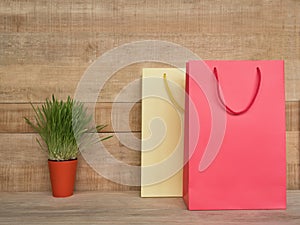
[141,68,185,197]
[183,60,286,210]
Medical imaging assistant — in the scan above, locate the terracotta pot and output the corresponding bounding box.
[48,159,78,197]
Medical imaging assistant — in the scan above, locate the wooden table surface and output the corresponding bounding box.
[0,191,299,225]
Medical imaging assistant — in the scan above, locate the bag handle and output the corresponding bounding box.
[163,73,184,113]
[213,67,261,116]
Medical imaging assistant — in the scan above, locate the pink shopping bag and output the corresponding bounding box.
[183,60,286,210]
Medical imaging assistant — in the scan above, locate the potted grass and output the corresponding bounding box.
[25,95,111,197]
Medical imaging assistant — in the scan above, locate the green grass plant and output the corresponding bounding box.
[25,95,112,161]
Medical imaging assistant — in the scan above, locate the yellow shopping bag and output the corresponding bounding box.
[141,68,185,197]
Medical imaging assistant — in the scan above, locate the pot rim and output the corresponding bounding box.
[48,158,77,162]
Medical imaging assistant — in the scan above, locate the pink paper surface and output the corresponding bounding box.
[183,60,286,210]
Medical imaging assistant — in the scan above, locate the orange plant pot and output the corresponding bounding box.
[48,159,78,197]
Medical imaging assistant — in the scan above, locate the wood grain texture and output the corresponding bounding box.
[1,101,299,133]
[0,133,140,192]
[0,191,299,225]
[0,63,170,103]
[286,132,300,190]
[0,0,299,191]
[0,0,298,36]
[286,101,300,132]
[1,33,299,66]
[0,102,141,133]
[1,62,300,103]
[0,132,298,191]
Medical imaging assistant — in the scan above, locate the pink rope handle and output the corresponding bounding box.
[213,67,261,116]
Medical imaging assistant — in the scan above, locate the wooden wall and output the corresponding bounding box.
[0,0,299,191]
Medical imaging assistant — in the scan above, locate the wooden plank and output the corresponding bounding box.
[286,131,300,190]
[0,63,166,103]
[0,32,298,68]
[286,80,300,101]
[286,101,300,131]
[0,0,298,35]
[1,63,300,103]
[0,102,141,133]
[0,133,140,192]
[0,191,299,225]
[0,101,298,133]
[0,132,299,191]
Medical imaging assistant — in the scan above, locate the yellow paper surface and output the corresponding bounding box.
[141,68,185,197]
